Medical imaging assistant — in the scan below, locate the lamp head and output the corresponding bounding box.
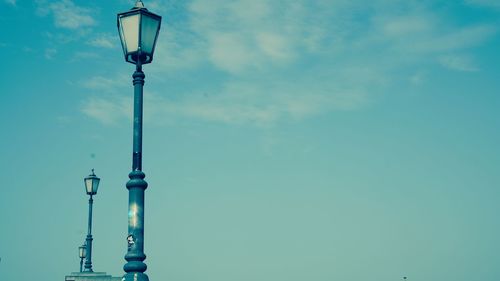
[117,0,162,64]
[79,244,87,258]
[84,169,100,195]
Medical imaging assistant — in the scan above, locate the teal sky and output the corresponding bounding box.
[1,0,500,280]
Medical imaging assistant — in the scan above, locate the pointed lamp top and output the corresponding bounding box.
[134,0,145,8]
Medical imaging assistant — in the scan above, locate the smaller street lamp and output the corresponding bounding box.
[79,243,87,272]
[85,169,100,195]
[83,169,100,272]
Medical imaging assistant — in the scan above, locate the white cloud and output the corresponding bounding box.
[81,75,129,93]
[81,67,375,126]
[207,32,257,73]
[87,34,117,49]
[186,0,321,74]
[37,0,96,30]
[81,90,352,127]
[379,16,433,37]
[79,0,498,126]
[183,0,497,74]
[81,96,132,125]
[365,12,497,58]
[438,55,480,72]
[256,32,294,61]
[72,51,100,61]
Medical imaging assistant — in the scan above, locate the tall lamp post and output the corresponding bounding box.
[79,243,87,272]
[117,1,161,281]
[83,169,100,272]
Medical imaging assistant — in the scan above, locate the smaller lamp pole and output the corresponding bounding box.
[79,243,87,272]
[83,169,100,272]
[84,194,94,272]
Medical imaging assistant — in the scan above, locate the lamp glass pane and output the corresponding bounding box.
[140,14,160,55]
[92,178,100,194]
[79,246,86,258]
[120,14,140,53]
[85,178,93,194]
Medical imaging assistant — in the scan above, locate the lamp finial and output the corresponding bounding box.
[135,0,145,8]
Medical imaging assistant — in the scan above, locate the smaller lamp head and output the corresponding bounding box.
[79,244,87,258]
[84,169,100,195]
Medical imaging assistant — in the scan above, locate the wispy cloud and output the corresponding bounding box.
[169,80,369,125]
[438,55,480,72]
[72,51,100,61]
[4,0,16,6]
[87,34,117,49]
[365,13,497,59]
[80,0,498,126]
[180,0,497,73]
[81,67,375,126]
[81,96,132,125]
[37,0,96,30]
[44,48,57,59]
[186,0,320,74]
[81,75,129,93]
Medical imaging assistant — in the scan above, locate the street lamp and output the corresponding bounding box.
[79,243,87,272]
[117,1,161,281]
[83,169,100,272]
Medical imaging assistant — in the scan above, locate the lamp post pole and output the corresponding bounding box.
[84,194,94,272]
[123,54,149,281]
[117,2,161,280]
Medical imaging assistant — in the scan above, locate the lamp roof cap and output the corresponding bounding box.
[134,0,145,9]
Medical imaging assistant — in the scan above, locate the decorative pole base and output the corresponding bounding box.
[123,272,149,281]
[84,235,93,272]
[124,170,148,281]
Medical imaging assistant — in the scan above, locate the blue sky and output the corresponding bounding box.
[1,0,500,280]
